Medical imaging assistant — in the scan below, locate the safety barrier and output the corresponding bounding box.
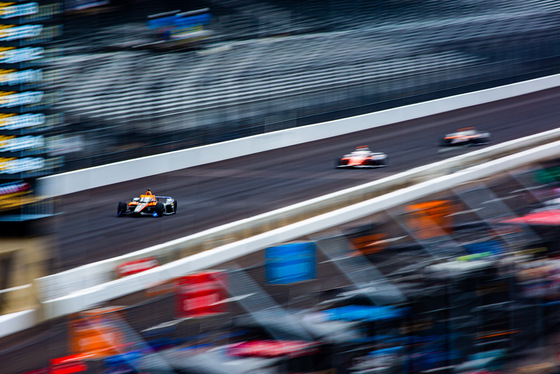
[0,310,37,339]
[38,138,560,319]
[0,73,555,337]
[34,127,560,303]
[3,133,555,339]
[37,73,560,197]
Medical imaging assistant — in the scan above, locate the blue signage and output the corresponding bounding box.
[147,13,212,30]
[322,305,408,322]
[464,240,503,256]
[265,241,316,284]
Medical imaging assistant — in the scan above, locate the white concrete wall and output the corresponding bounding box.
[40,140,560,320]
[38,74,560,197]
[34,127,560,302]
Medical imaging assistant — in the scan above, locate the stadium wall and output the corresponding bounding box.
[38,73,560,197]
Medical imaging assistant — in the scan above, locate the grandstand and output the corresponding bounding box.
[51,0,560,170]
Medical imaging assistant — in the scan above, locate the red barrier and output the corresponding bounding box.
[175,270,228,318]
[115,257,159,278]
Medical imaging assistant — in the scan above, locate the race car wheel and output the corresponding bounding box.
[155,202,164,217]
[439,138,450,147]
[173,200,178,214]
[117,201,127,217]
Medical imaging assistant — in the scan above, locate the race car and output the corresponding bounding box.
[337,145,387,168]
[439,127,491,146]
[117,189,177,217]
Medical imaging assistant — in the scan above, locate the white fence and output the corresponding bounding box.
[40,139,560,319]
[34,127,560,303]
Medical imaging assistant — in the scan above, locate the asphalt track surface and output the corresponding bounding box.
[51,87,560,271]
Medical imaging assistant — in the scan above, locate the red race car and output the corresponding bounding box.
[337,146,387,169]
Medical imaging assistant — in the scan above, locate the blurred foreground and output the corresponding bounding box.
[3,158,560,373]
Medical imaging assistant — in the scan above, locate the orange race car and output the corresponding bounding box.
[439,127,491,146]
[117,189,177,217]
[337,145,387,168]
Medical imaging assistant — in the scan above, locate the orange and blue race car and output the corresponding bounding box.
[439,127,491,146]
[337,146,387,168]
[117,189,177,217]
